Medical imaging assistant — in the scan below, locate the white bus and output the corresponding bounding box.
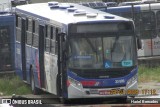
[15,2,140,102]
[104,3,160,57]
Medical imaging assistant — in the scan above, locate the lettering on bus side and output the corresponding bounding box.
[115,79,125,84]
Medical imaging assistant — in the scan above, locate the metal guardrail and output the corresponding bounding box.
[138,56,160,67]
[0,71,15,77]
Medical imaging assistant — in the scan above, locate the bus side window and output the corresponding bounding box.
[16,16,22,42]
[32,20,35,33]
[50,26,56,54]
[0,27,9,45]
[28,18,32,32]
[157,11,160,29]
[33,34,39,48]
[16,15,19,27]
[134,13,141,36]
[141,11,156,39]
[26,18,28,31]
[47,25,51,38]
[45,25,50,52]
[35,20,39,34]
[141,11,155,28]
[32,20,39,48]
[26,18,32,46]
[157,11,160,37]
[18,16,22,28]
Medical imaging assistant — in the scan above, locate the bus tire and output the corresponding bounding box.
[31,68,41,95]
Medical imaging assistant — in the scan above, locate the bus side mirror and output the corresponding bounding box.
[137,36,142,49]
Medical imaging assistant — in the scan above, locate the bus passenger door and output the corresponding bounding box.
[21,18,27,81]
[57,32,67,97]
[39,25,45,88]
[44,26,58,94]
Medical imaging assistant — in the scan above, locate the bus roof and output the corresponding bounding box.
[15,2,131,25]
[107,3,160,13]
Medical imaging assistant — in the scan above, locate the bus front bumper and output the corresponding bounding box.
[67,80,138,98]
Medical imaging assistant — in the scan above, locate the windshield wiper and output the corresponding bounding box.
[86,38,97,53]
[111,35,128,62]
[111,35,120,53]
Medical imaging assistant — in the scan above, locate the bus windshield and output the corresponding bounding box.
[68,34,136,69]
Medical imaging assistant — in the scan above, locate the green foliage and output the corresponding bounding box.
[138,66,160,83]
[0,75,32,96]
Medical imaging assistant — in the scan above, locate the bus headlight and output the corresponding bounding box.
[67,77,82,88]
[126,74,137,89]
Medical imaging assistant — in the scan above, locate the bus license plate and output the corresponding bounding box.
[99,90,110,95]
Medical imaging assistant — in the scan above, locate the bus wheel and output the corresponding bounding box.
[31,70,40,95]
